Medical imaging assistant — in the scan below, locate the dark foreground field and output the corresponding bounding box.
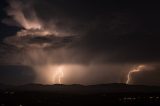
[0,83,160,105]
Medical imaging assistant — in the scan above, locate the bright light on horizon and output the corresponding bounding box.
[126,65,145,84]
[34,64,86,85]
[53,66,64,84]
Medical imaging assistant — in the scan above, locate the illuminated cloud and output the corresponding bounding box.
[4,34,76,48]
[0,0,160,85]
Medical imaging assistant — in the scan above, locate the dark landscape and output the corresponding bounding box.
[0,83,160,105]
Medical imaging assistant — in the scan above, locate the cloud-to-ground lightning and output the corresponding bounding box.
[126,65,145,84]
[54,66,64,84]
[58,67,64,84]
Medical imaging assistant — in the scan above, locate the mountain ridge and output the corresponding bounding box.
[0,83,160,93]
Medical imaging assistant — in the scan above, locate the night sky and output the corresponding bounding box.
[0,0,160,85]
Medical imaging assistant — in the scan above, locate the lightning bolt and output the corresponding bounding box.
[126,65,145,84]
[54,66,64,84]
[58,67,64,84]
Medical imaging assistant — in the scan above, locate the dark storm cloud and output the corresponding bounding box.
[21,0,160,64]
[0,43,20,65]
[1,0,160,64]
[132,65,160,85]
[1,0,160,85]
[0,65,35,85]
[4,34,76,48]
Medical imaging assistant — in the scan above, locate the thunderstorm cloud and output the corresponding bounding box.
[0,0,160,85]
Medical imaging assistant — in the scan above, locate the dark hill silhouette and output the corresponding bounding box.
[0,83,160,93]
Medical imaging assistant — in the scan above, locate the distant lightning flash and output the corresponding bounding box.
[126,65,145,84]
[54,66,64,84]
[58,67,64,84]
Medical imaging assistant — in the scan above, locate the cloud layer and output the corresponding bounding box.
[0,0,160,85]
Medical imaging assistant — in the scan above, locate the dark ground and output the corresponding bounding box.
[0,83,160,105]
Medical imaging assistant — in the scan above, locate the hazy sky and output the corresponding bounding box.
[0,0,160,85]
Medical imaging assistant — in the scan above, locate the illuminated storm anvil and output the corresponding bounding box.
[4,29,75,48]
